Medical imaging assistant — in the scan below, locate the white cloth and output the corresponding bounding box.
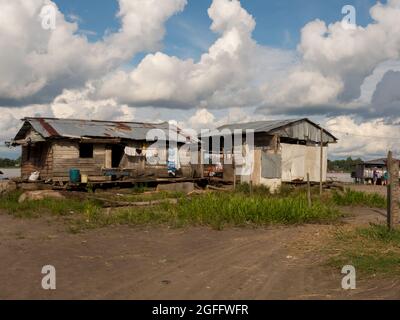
[125,147,146,157]
[168,148,181,170]
[124,147,137,157]
[29,171,40,182]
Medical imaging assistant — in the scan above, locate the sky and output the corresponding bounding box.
[1,0,400,160]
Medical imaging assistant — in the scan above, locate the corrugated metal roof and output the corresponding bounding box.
[14,118,198,143]
[363,158,387,165]
[218,119,298,133]
[203,118,338,143]
[361,158,400,166]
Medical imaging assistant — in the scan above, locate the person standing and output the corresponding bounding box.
[383,170,389,186]
[373,169,378,185]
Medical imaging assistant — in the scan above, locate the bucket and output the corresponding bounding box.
[69,169,81,184]
[81,174,88,184]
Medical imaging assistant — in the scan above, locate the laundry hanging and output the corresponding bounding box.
[124,147,144,157]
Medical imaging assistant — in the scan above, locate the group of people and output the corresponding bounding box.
[372,169,389,186]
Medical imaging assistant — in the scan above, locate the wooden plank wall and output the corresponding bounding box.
[21,140,202,181]
[21,143,53,180]
[51,141,105,179]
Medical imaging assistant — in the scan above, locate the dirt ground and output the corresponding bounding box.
[347,184,388,197]
[0,206,399,300]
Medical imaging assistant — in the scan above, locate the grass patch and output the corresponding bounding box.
[0,190,102,219]
[96,191,185,203]
[72,192,342,231]
[168,193,341,229]
[331,188,386,208]
[234,183,271,195]
[1,188,343,232]
[327,224,400,276]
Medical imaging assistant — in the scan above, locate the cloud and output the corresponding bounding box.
[0,0,186,103]
[3,0,400,160]
[93,0,400,120]
[369,70,400,117]
[3,0,400,116]
[95,0,295,109]
[325,116,400,159]
[260,0,400,113]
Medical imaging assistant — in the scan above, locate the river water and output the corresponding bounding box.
[0,168,21,179]
[327,172,353,183]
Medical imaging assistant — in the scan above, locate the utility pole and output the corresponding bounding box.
[320,128,324,197]
[233,156,236,191]
[387,151,399,230]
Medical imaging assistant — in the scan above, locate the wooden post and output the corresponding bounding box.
[233,156,236,190]
[250,180,253,196]
[307,173,312,208]
[387,151,399,230]
[320,128,324,197]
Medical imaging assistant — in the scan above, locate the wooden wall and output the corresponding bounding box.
[51,141,106,181]
[21,139,203,181]
[21,143,53,180]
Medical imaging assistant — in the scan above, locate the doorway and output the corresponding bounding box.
[111,145,125,168]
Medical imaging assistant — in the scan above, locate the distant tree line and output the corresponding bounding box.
[0,157,21,168]
[328,157,363,173]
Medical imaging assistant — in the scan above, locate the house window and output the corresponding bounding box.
[79,143,94,158]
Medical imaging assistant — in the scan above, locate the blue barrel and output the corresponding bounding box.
[69,169,81,184]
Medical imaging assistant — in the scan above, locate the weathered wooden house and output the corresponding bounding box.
[10,117,202,183]
[203,118,338,191]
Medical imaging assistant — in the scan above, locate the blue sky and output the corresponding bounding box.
[55,0,381,61]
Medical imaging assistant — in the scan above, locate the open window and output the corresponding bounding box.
[79,143,94,159]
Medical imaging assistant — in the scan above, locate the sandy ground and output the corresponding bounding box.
[0,206,399,300]
[348,184,388,197]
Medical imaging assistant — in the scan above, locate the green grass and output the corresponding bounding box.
[127,191,184,202]
[0,188,342,232]
[327,224,400,276]
[97,191,185,203]
[71,192,342,231]
[0,190,102,218]
[169,193,341,229]
[331,188,386,208]
[234,183,271,195]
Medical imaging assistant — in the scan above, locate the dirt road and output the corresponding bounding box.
[0,208,398,300]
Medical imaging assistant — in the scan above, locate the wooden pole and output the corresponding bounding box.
[387,151,399,230]
[320,128,324,197]
[307,173,312,208]
[233,156,236,190]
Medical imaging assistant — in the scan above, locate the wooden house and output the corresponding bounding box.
[10,117,202,183]
[202,118,338,191]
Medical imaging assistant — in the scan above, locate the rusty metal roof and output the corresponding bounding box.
[13,117,198,143]
[203,118,338,144]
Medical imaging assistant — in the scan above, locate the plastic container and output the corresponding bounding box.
[81,174,88,184]
[69,169,81,184]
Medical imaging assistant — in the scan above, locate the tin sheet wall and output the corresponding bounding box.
[281,144,328,182]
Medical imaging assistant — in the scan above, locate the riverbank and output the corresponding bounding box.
[0,168,20,179]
